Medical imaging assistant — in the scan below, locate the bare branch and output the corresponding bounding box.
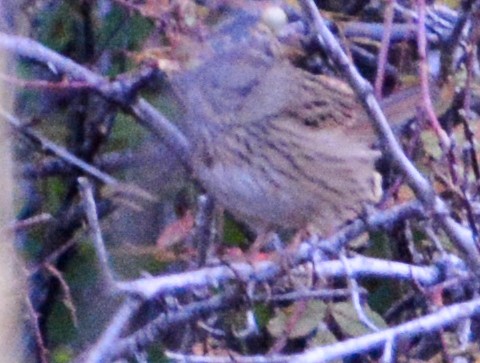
[79,299,143,363]
[374,0,395,98]
[78,177,115,289]
[165,297,480,363]
[116,256,442,300]
[0,32,191,164]
[298,0,480,274]
[0,108,120,185]
[109,292,243,362]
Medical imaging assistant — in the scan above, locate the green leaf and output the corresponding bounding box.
[268,301,328,339]
[330,301,387,337]
[308,324,338,347]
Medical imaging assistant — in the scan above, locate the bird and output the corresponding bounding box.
[164,4,453,237]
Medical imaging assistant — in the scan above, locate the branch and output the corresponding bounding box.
[116,256,442,300]
[78,299,142,363]
[299,0,480,274]
[163,296,480,363]
[0,108,119,185]
[0,32,191,165]
[115,200,442,298]
[109,292,242,362]
[0,107,153,200]
[77,177,115,289]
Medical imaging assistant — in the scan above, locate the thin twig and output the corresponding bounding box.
[259,288,362,303]
[193,194,216,267]
[1,107,154,200]
[416,0,453,157]
[165,296,480,363]
[299,0,480,274]
[5,213,52,232]
[25,295,49,363]
[77,177,115,289]
[80,299,143,363]
[374,0,395,98]
[44,263,78,327]
[339,253,379,332]
[110,292,243,362]
[0,108,119,185]
[0,32,191,165]
[381,333,396,363]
